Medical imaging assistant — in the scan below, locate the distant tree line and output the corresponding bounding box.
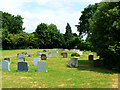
[76,2,120,71]
[1,11,91,50]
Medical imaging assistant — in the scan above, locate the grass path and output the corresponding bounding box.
[1,49,118,88]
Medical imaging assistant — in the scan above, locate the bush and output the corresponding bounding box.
[71,52,80,57]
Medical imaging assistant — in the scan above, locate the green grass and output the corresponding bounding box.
[1,49,118,88]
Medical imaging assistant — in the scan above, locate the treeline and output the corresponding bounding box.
[1,11,91,50]
[76,2,120,71]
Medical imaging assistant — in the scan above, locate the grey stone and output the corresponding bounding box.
[28,52,32,57]
[48,52,52,57]
[38,61,47,72]
[70,58,78,67]
[4,58,10,63]
[37,51,43,55]
[18,62,29,71]
[41,54,47,60]
[1,60,10,71]
[33,57,40,65]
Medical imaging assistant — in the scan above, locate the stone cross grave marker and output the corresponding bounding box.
[48,52,52,57]
[70,57,78,67]
[1,60,10,71]
[4,58,10,63]
[41,54,47,60]
[18,62,29,71]
[33,57,40,65]
[37,51,43,55]
[38,61,47,72]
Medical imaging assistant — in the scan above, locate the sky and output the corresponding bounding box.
[0,0,102,36]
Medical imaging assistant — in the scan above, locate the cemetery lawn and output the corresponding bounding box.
[2,49,118,88]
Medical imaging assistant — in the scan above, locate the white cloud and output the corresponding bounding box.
[0,0,102,34]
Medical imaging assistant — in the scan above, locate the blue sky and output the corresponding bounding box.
[0,0,102,37]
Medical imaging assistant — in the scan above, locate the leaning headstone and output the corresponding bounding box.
[48,52,52,57]
[89,55,93,60]
[4,58,10,63]
[1,60,10,71]
[37,51,43,55]
[18,62,29,71]
[33,57,40,65]
[70,57,78,67]
[63,52,67,58]
[41,54,47,60]
[28,52,32,57]
[38,61,47,72]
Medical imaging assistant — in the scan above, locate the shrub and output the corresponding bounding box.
[71,52,80,57]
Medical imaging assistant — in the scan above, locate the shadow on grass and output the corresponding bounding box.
[67,60,119,74]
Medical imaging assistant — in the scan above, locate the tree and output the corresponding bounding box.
[65,23,72,41]
[88,2,120,70]
[1,11,25,34]
[76,4,98,38]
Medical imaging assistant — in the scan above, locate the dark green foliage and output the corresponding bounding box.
[1,11,25,34]
[71,52,80,57]
[88,2,120,71]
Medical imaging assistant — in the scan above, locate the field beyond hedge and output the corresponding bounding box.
[1,49,118,88]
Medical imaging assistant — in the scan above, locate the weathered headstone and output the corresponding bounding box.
[18,62,29,71]
[1,60,10,71]
[48,52,52,57]
[37,51,43,55]
[28,52,32,57]
[4,58,10,63]
[89,55,93,60]
[41,54,47,60]
[78,51,83,55]
[38,61,47,72]
[33,57,40,65]
[70,57,78,67]
[18,53,24,61]
[63,52,67,58]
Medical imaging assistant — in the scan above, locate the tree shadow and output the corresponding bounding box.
[67,60,119,74]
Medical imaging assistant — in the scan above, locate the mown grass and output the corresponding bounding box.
[1,49,118,88]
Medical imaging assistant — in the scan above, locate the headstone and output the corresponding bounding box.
[28,52,32,57]
[22,52,27,55]
[33,57,40,65]
[19,58,25,62]
[54,49,57,52]
[37,51,43,55]
[18,62,29,71]
[93,52,97,58]
[53,52,57,56]
[4,58,10,63]
[70,57,78,67]
[18,53,24,58]
[89,55,93,60]
[41,54,47,60]
[43,50,47,52]
[1,60,10,71]
[48,52,52,57]
[38,61,47,72]
[78,51,83,55]
[63,52,67,58]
